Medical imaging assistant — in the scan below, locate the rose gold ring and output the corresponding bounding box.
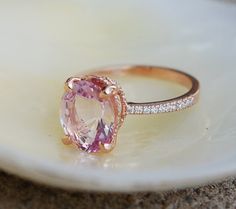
[60,65,200,153]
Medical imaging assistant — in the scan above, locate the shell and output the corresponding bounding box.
[0,0,235,192]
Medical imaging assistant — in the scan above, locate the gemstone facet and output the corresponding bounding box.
[60,76,123,153]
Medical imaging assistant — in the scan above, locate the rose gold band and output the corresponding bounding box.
[94,65,200,115]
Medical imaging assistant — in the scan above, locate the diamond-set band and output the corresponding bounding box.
[127,96,196,115]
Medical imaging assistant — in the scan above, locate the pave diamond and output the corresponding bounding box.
[127,96,195,115]
[135,106,143,114]
[143,106,151,114]
[127,105,135,114]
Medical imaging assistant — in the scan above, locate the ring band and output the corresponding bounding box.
[94,65,200,115]
[60,65,200,153]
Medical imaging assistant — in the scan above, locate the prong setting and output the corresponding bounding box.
[60,75,127,154]
[98,141,115,153]
[99,85,118,99]
[62,136,73,145]
[65,77,82,91]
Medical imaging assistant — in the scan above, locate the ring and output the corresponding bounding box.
[60,65,200,153]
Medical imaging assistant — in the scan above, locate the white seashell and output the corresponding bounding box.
[0,0,235,191]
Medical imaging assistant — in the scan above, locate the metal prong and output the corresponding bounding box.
[99,85,118,99]
[98,141,115,153]
[64,77,81,91]
[62,136,73,145]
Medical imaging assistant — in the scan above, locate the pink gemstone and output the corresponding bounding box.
[60,77,120,153]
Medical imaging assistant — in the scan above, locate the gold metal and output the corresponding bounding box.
[65,77,82,91]
[98,141,115,153]
[93,65,200,114]
[99,85,118,99]
[62,136,73,145]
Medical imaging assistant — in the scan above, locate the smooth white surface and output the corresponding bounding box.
[0,0,236,191]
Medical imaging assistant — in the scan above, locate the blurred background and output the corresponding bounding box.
[0,0,235,75]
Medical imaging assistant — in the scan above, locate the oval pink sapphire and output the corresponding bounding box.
[60,76,120,153]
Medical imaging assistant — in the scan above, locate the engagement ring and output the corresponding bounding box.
[60,65,200,153]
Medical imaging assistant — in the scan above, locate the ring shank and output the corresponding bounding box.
[94,65,200,115]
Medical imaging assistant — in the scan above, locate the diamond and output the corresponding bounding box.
[127,105,135,114]
[135,106,143,114]
[150,105,157,114]
[143,106,151,114]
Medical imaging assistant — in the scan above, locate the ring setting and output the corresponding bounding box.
[60,65,200,154]
[60,75,127,153]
